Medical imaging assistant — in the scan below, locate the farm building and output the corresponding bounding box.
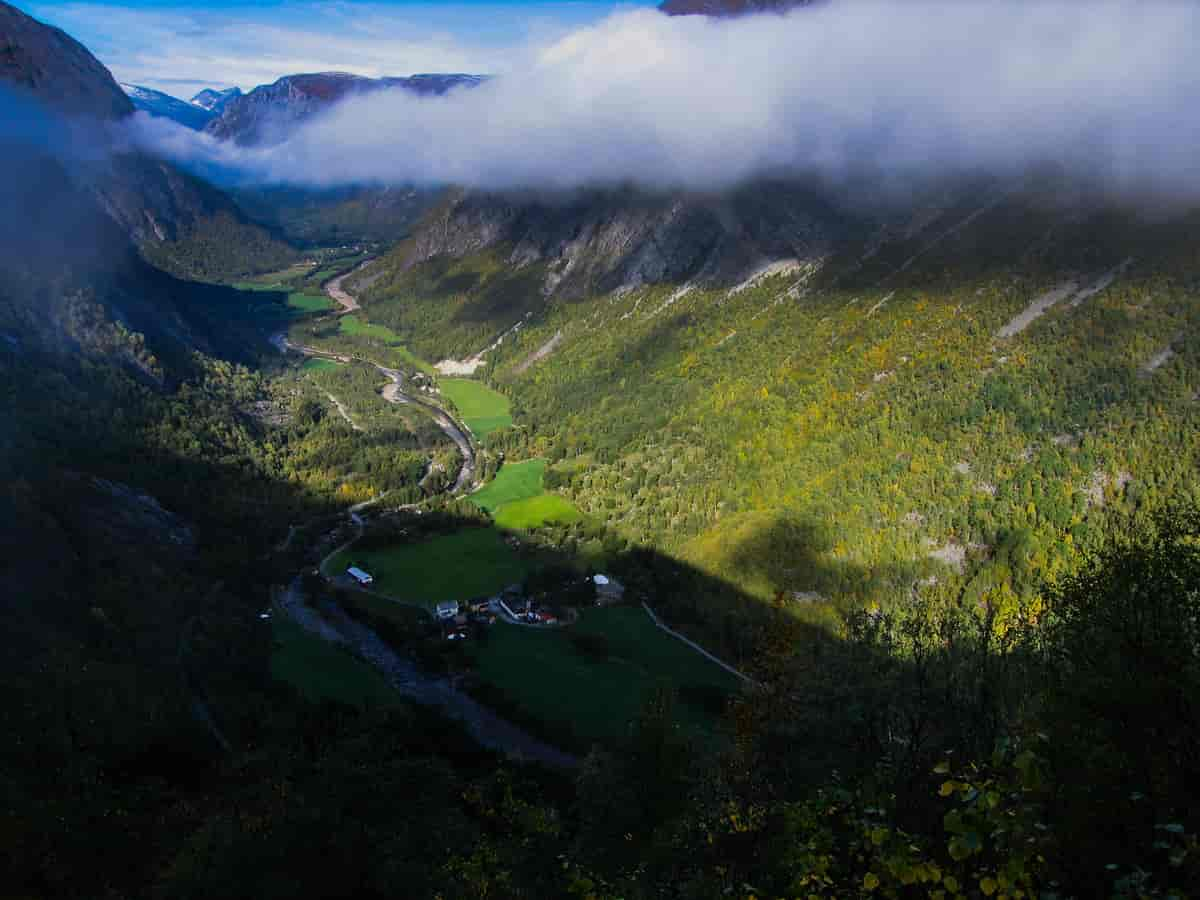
[435,600,460,620]
[593,574,625,603]
[347,566,374,586]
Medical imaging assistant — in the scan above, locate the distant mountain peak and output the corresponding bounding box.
[120,82,214,129]
[659,0,817,16]
[204,71,484,146]
[189,86,241,113]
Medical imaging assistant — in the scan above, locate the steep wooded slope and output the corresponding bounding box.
[351,176,1200,633]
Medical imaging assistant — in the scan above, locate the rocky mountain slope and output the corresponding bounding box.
[1,2,293,279]
[190,85,240,114]
[206,71,484,145]
[121,82,214,129]
[0,0,132,118]
[367,182,848,302]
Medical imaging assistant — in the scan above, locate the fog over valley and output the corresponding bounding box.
[129,1,1200,201]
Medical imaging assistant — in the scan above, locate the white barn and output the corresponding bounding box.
[347,566,374,586]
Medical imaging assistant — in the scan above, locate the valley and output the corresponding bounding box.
[4,0,1200,896]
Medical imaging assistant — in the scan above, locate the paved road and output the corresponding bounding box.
[273,334,476,495]
[378,368,476,494]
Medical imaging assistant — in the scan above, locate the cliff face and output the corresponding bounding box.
[375,182,848,300]
[205,72,484,145]
[0,2,293,275]
[0,1,132,119]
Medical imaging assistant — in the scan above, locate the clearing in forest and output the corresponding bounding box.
[302,357,340,372]
[493,494,582,529]
[471,459,546,511]
[271,617,400,708]
[339,314,404,343]
[471,459,582,528]
[470,605,739,747]
[440,378,513,437]
[325,528,531,607]
[287,293,333,312]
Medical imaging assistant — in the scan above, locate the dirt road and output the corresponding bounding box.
[324,259,374,313]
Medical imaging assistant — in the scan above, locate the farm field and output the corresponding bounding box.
[325,527,532,607]
[322,315,431,371]
[287,292,333,312]
[470,605,739,746]
[302,357,341,372]
[439,378,513,437]
[471,459,545,511]
[270,616,399,709]
[493,493,582,529]
[339,314,404,343]
[472,458,582,528]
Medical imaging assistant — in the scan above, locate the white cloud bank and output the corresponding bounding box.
[130,1,1200,198]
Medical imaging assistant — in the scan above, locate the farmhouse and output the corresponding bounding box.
[593,574,625,604]
[347,566,374,586]
[435,600,460,620]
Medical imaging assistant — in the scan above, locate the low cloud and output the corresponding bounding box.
[131,1,1200,199]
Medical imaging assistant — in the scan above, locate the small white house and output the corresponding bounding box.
[347,566,374,586]
[435,600,460,620]
[593,574,625,603]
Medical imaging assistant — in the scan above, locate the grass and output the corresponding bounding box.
[325,527,531,607]
[328,315,432,372]
[302,357,341,372]
[470,605,739,746]
[287,292,333,312]
[439,379,513,437]
[270,616,399,709]
[471,460,546,512]
[339,314,404,342]
[233,280,288,292]
[493,494,582,529]
[471,459,581,528]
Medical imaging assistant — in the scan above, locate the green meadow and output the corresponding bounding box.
[471,459,545,511]
[470,605,739,746]
[287,292,333,312]
[493,494,582,529]
[325,527,531,607]
[439,379,513,438]
[302,357,341,372]
[471,458,582,528]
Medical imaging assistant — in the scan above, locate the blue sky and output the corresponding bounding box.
[26,1,656,99]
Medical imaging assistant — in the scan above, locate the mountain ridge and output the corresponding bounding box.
[121,82,214,129]
[205,70,485,145]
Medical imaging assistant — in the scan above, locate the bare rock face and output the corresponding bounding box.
[189,86,241,115]
[205,71,485,145]
[0,1,133,119]
[392,183,845,299]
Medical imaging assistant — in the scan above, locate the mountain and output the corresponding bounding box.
[205,71,484,145]
[0,0,132,118]
[121,82,214,129]
[1,2,294,279]
[190,85,241,114]
[660,0,816,15]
